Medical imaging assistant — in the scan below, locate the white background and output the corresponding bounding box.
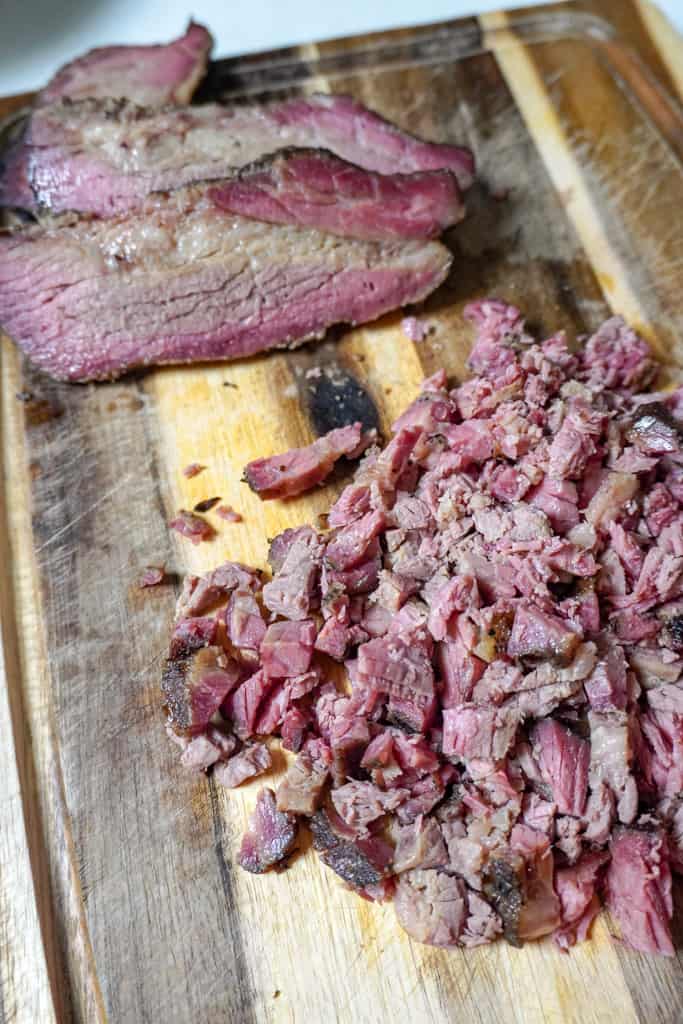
[1,0,681,97]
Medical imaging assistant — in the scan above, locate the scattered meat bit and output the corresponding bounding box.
[193,496,221,513]
[169,510,214,545]
[606,828,674,956]
[216,505,242,522]
[244,423,372,500]
[401,316,431,343]
[214,743,272,788]
[138,565,165,588]
[160,304,683,956]
[182,463,205,479]
[238,788,298,873]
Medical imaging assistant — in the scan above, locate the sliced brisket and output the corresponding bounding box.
[0,188,452,381]
[39,22,211,109]
[2,90,473,214]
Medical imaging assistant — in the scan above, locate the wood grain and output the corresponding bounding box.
[2,2,683,1021]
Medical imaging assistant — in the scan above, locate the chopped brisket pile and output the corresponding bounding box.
[162,301,683,956]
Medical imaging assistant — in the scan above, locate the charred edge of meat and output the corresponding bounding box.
[309,811,384,889]
[168,626,215,660]
[483,856,523,947]
[662,614,683,652]
[161,657,192,732]
[627,402,682,449]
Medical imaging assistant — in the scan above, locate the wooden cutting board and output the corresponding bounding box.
[2,1,683,1021]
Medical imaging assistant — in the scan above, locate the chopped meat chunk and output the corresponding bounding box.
[530,719,590,817]
[214,743,272,788]
[244,423,370,500]
[138,565,165,588]
[606,828,674,956]
[238,788,298,873]
[169,510,214,545]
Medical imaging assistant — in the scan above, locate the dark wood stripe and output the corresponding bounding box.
[18,356,257,1022]
[0,349,74,1022]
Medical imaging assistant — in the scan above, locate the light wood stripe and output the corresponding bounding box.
[480,10,654,338]
[637,0,683,101]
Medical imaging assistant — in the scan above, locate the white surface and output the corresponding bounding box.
[1,0,681,97]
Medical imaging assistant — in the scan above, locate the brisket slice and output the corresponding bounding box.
[37,21,213,108]
[244,423,371,500]
[0,186,452,382]
[1,91,473,214]
[4,129,466,239]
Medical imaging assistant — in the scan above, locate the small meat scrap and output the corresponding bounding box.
[238,788,298,874]
[182,462,205,479]
[216,504,242,522]
[401,316,432,343]
[138,565,165,588]
[194,496,221,513]
[169,510,214,545]
[160,302,683,957]
[244,423,372,500]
